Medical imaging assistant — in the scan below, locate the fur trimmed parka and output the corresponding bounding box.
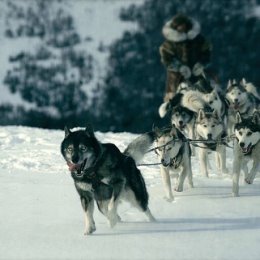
[159,17,212,101]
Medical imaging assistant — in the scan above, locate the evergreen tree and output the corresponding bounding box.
[2,0,94,129]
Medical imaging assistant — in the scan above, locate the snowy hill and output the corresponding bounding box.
[0,126,260,260]
[0,0,141,107]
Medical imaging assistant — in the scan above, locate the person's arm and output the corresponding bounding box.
[192,36,212,76]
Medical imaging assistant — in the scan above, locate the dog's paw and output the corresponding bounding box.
[163,196,174,202]
[189,182,194,188]
[108,217,118,228]
[107,211,118,228]
[174,186,183,192]
[149,215,157,222]
[222,168,229,174]
[232,192,239,197]
[84,224,96,235]
[116,214,122,222]
[245,178,253,184]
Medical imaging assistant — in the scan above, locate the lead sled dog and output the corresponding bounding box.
[61,125,155,235]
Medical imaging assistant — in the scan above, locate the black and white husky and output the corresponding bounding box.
[225,79,259,135]
[232,111,260,197]
[154,126,193,202]
[61,125,155,235]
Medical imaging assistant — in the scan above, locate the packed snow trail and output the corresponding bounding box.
[0,126,260,260]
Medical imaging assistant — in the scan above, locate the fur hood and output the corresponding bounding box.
[162,19,201,42]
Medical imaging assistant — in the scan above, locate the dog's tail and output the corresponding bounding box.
[181,90,207,113]
[158,102,170,118]
[123,131,155,163]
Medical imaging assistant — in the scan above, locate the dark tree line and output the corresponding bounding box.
[1,0,95,129]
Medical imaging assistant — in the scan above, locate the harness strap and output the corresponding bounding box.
[169,144,184,169]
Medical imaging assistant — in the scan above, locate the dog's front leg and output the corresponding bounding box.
[189,125,196,156]
[80,195,96,235]
[160,166,174,201]
[175,167,187,192]
[232,144,242,197]
[216,145,228,175]
[245,161,260,184]
[186,155,194,188]
[198,148,209,177]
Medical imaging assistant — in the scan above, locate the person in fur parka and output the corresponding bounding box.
[159,14,213,101]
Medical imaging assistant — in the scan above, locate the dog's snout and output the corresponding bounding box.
[207,133,212,139]
[72,155,79,164]
[234,98,238,103]
[240,142,245,148]
[179,120,183,126]
[161,158,165,164]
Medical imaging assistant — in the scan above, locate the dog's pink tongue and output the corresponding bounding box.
[67,162,80,171]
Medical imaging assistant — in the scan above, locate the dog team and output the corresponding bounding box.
[60,13,259,235]
[60,77,259,235]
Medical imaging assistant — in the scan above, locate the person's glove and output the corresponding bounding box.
[167,59,182,72]
[179,65,191,79]
[192,62,204,76]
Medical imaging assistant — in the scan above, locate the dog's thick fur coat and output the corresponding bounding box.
[61,125,155,234]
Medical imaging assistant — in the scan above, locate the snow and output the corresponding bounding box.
[0,126,260,260]
[0,0,142,108]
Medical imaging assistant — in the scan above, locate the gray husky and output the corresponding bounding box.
[232,111,260,197]
[155,126,193,202]
[61,125,155,235]
[195,109,228,177]
[225,79,259,135]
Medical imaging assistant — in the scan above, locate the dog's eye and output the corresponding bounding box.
[215,97,218,100]
[80,145,87,151]
[247,132,252,136]
[167,147,172,151]
[239,131,242,136]
[203,125,207,128]
[238,92,241,95]
[67,147,73,152]
[209,101,213,105]
[212,125,215,128]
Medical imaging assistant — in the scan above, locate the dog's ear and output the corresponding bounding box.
[236,112,242,124]
[227,80,232,89]
[64,126,71,138]
[240,78,247,87]
[85,123,95,137]
[232,79,237,85]
[158,102,170,118]
[198,109,205,121]
[212,110,219,119]
[252,110,260,125]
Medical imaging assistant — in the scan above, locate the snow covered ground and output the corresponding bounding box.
[0,126,260,260]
